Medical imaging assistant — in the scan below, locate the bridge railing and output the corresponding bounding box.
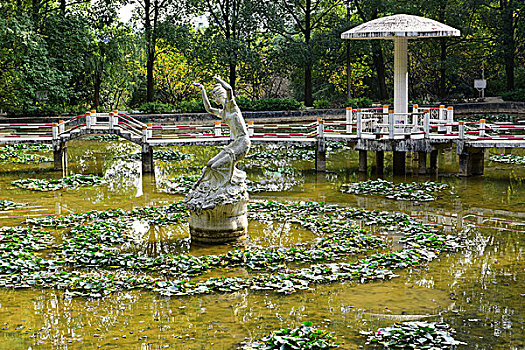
[143,120,319,141]
[0,122,54,139]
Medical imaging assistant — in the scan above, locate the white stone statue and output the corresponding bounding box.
[183,76,251,242]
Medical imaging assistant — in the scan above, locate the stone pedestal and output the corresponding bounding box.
[188,195,248,243]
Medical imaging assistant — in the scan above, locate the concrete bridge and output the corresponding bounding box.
[0,107,524,176]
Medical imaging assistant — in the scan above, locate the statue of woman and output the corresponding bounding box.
[185,76,251,211]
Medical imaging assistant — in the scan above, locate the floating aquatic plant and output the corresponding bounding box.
[0,151,51,164]
[341,179,449,202]
[363,321,466,349]
[489,154,525,165]
[12,174,106,191]
[0,200,25,211]
[0,200,465,298]
[241,321,341,349]
[84,134,120,141]
[116,150,192,162]
[166,174,299,194]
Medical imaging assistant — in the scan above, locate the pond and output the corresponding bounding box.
[0,139,523,349]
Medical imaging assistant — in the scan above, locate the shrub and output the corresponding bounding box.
[313,99,331,109]
[346,97,373,109]
[176,100,205,113]
[235,96,253,111]
[501,89,525,102]
[138,102,175,114]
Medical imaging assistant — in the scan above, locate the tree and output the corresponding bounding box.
[265,0,342,106]
[132,0,186,102]
[481,0,523,90]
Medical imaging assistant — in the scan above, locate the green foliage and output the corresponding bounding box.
[251,98,302,111]
[346,97,373,109]
[138,102,176,114]
[313,99,331,109]
[501,89,525,102]
[176,100,206,113]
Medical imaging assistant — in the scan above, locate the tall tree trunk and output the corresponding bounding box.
[144,0,155,102]
[439,39,447,99]
[438,5,448,100]
[304,0,313,107]
[501,0,515,90]
[147,50,155,102]
[94,74,101,108]
[371,42,387,100]
[346,6,352,100]
[229,61,236,95]
[60,0,66,14]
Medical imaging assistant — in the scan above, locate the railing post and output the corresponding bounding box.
[52,123,58,140]
[388,109,395,139]
[412,104,418,132]
[142,125,148,142]
[424,110,430,139]
[109,112,114,129]
[248,121,254,137]
[447,106,454,134]
[86,111,92,129]
[479,119,486,137]
[438,105,446,133]
[147,123,153,139]
[356,110,362,138]
[112,110,119,128]
[90,110,97,126]
[317,118,324,138]
[345,107,353,134]
[459,121,465,139]
[58,120,64,134]
[214,121,222,137]
[382,104,389,129]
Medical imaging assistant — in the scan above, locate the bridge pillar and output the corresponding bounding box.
[393,151,406,176]
[53,142,66,171]
[459,148,485,176]
[418,152,427,175]
[315,139,326,172]
[375,151,384,175]
[430,150,439,172]
[358,150,367,173]
[141,145,154,174]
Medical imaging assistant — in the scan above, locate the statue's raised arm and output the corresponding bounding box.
[193,82,220,117]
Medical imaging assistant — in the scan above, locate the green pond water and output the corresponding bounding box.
[0,140,523,349]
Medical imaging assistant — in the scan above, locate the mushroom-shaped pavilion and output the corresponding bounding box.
[341,14,460,114]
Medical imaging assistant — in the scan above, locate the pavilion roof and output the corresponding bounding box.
[341,14,460,40]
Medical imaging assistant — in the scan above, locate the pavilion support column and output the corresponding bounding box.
[358,150,367,173]
[315,139,326,172]
[459,148,485,176]
[393,151,406,176]
[418,152,427,175]
[394,37,408,117]
[430,150,439,171]
[375,151,384,175]
[142,145,154,174]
